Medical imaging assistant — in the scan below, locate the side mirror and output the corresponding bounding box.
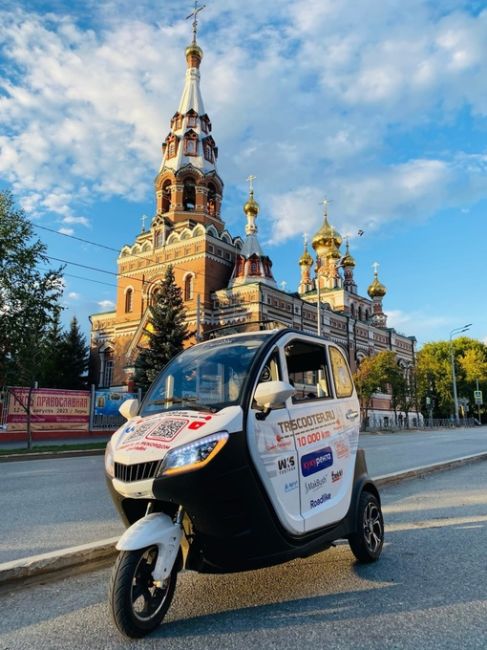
[119,398,139,420]
[254,380,295,410]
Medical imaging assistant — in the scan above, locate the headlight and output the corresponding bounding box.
[105,440,115,478]
[158,431,229,477]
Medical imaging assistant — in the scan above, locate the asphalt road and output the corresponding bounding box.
[0,460,486,650]
[1,426,486,564]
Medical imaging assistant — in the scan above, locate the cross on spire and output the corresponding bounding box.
[247,174,256,194]
[372,261,380,275]
[141,214,148,231]
[320,197,332,217]
[186,1,206,43]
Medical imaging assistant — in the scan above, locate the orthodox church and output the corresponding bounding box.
[89,19,417,424]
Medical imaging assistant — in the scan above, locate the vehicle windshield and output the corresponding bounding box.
[140,334,270,416]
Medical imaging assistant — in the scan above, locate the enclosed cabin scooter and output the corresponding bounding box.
[105,328,384,638]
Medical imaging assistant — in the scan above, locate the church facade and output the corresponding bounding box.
[89,26,417,425]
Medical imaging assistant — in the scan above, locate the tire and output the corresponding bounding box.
[348,491,384,563]
[109,545,177,638]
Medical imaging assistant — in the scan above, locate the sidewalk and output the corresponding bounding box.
[0,431,113,450]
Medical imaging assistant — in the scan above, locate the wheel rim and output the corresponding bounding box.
[363,501,383,554]
[130,547,171,622]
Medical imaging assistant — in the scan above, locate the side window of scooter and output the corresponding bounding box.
[285,340,330,402]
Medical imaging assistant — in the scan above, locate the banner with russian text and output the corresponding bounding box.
[6,387,90,432]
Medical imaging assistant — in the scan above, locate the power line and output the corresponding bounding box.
[39,267,118,288]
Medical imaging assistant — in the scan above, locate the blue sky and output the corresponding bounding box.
[1,0,486,347]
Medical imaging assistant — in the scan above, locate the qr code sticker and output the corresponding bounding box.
[121,420,160,446]
[147,418,188,442]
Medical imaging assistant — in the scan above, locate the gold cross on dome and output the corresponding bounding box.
[320,198,333,216]
[247,175,256,193]
[186,1,206,42]
[372,261,380,275]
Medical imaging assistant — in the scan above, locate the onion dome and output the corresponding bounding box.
[368,271,387,298]
[342,241,356,267]
[299,240,313,267]
[312,216,342,250]
[185,42,203,68]
[243,191,259,219]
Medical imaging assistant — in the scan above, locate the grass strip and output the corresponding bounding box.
[0,441,108,456]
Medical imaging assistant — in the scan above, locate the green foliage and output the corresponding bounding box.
[54,317,89,389]
[417,337,487,419]
[135,266,191,392]
[353,351,416,426]
[0,191,64,386]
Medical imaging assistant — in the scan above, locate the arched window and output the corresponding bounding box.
[358,306,363,321]
[184,274,194,301]
[161,180,171,213]
[101,349,113,387]
[166,135,179,159]
[125,288,133,313]
[154,230,164,248]
[183,130,198,156]
[207,182,216,215]
[350,304,355,317]
[183,179,196,211]
[186,110,198,128]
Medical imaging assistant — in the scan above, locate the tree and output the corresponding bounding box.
[0,191,64,387]
[134,266,191,392]
[417,337,487,420]
[39,309,65,388]
[57,317,89,389]
[353,351,413,428]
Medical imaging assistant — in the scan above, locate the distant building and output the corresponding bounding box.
[89,25,418,426]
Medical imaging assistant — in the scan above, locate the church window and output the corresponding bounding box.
[101,350,113,388]
[358,306,363,321]
[207,182,217,215]
[184,274,194,301]
[161,180,171,212]
[154,230,164,248]
[204,141,213,163]
[184,130,198,155]
[183,179,196,211]
[167,135,178,159]
[175,114,183,129]
[250,259,259,274]
[124,288,134,313]
[186,110,198,128]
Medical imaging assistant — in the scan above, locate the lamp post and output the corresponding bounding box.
[449,323,472,425]
[315,257,321,337]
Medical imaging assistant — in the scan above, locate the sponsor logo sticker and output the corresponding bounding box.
[331,469,343,482]
[285,480,299,493]
[301,447,333,477]
[310,492,332,508]
[304,474,327,494]
[277,456,296,474]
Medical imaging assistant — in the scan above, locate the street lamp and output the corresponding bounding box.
[315,257,321,337]
[449,323,472,425]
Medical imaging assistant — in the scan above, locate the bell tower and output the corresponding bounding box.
[153,2,224,235]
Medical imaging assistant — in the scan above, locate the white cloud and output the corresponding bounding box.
[0,2,486,243]
[68,291,80,299]
[97,299,115,310]
[387,309,452,344]
[59,227,74,235]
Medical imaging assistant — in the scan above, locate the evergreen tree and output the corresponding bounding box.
[58,316,89,389]
[39,309,65,388]
[0,191,63,387]
[135,265,190,392]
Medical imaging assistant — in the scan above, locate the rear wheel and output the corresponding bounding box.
[348,491,384,563]
[109,546,177,638]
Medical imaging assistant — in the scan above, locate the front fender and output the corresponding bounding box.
[116,512,182,583]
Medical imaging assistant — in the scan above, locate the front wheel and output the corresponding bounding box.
[348,491,384,563]
[109,545,177,638]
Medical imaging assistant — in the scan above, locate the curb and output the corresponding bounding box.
[0,448,106,463]
[1,452,486,587]
[0,537,119,588]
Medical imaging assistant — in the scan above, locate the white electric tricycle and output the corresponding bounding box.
[105,328,384,638]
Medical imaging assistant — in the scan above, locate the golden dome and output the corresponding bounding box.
[299,242,313,266]
[185,43,203,62]
[312,216,342,250]
[368,273,387,298]
[243,190,259,217]
[342,242,356,267]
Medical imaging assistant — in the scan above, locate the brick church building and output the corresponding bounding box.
[89,18,417,424]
